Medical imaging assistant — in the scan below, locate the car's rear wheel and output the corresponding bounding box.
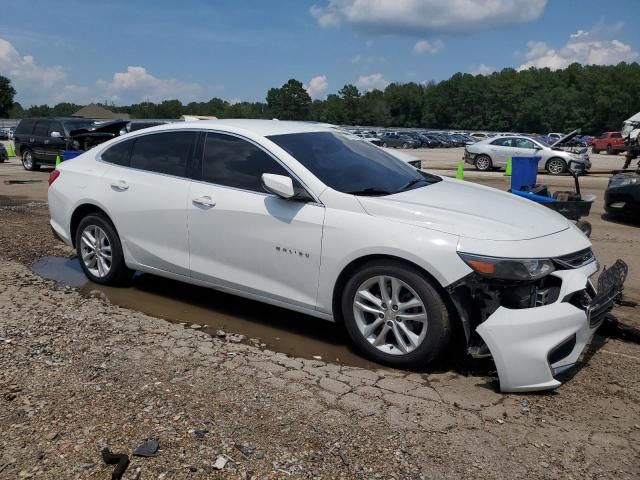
[474,155,492,171]
[21,149,39,171]
[592,146,599,154]
[402,143,408,149]
[546,157,567,175]
[341,260,451,367]
[606,144,618,155]
[382,142,388,148]
[75,214,132,285]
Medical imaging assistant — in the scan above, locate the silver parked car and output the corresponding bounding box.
[464,131,591,175]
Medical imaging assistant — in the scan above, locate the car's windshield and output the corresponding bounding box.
[268,132,441,196]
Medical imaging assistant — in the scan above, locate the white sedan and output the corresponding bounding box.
[48,120,626,392]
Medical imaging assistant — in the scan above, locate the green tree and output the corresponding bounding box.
[0,75,16,117]
[266,79,311,120]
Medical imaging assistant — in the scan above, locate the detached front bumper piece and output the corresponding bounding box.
[476,259,628,392]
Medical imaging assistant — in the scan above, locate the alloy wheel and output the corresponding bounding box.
[353,275,428,355]
[22,151,33,170]
[547,159,566,175]
[475,156,490,171]
[80,225,112,278]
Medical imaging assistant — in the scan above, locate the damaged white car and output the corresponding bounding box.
[48,120,628,392]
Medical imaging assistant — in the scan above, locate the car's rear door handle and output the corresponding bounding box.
[110,180,129,191]
[192,195,216,208]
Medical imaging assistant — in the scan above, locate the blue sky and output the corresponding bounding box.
[0,0,638,106]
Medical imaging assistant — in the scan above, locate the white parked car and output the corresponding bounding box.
[48,120,627,392]
[464,134,591,175]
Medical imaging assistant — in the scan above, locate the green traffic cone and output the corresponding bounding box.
[456,159,465,180]
[504,156,512,176]
[55,155,61,167]
[7,142,15,157]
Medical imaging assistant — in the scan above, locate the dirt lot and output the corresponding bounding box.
[1,147,639,479]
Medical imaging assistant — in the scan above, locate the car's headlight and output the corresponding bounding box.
[458,252,555,281]
[609,176,638,189]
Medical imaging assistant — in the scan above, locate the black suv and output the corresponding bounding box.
[14,117,128,171]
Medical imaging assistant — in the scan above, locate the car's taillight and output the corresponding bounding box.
[48,169,60,186]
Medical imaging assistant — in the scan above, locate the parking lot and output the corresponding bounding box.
[1,144,639,479]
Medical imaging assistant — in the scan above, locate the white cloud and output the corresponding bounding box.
[305,75,329,99]
[356,73,389,91]
[311,0,547,34]
[0,37,219,105]
[519,25,638,70]
[0,38,67,104]
[471,63,495,75]
[351,54,362,64]
[103,66,205,103]
[414,39,443,54]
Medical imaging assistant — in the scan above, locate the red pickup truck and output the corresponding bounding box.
[592,131,625,154]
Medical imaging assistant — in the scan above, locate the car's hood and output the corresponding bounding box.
[553,128,581,146]
[357,177,570,241]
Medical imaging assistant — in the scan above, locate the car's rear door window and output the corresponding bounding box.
[201,132,290,193]
[129,131,196,177]
[491,138,511,147]
[101,139,134,166]
[33,121,49,137]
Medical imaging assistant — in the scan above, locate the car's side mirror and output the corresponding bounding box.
[534,145,542,150]
[50,131,62,138]
[262,173,295,199]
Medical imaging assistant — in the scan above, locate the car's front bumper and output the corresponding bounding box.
[476,259,627,392]
[605,188,640,219]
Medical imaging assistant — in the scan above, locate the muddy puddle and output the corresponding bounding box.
[31,256,378,368]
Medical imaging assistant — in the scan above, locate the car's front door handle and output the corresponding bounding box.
[192,196,216,208]
[110,180,129,191]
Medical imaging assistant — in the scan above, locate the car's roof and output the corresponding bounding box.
[154,119,333,137]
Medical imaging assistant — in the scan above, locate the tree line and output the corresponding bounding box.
[1,62,639,134]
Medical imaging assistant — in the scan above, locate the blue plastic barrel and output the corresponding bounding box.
[62,150,83,162]
[510,156,540,191]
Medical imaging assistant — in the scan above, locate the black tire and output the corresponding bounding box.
[75,213,132,285]
[474,154,492,172]
[575,220,592,237]
[402,143,408,149]
[382,142,388,148]
[545,157,567,175]
[341,259,451,368]
[592,146,599,154]
[21,149,39,171]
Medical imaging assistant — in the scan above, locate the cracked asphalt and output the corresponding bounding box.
[1,151,639,479]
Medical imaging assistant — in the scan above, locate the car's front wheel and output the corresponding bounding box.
[341,260,451,367]
[474,154,492,171]
[21,149,39,171]
[75,214,132,285]
[546,157,567,175]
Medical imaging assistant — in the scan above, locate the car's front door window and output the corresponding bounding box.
[201,133,291,193]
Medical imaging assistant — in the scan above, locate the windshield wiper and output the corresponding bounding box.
[346,187,392,196]
[397,178,427,192]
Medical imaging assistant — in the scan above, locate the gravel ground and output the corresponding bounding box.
[1,155,639,479]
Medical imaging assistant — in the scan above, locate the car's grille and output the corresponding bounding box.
[554,248,595,269]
